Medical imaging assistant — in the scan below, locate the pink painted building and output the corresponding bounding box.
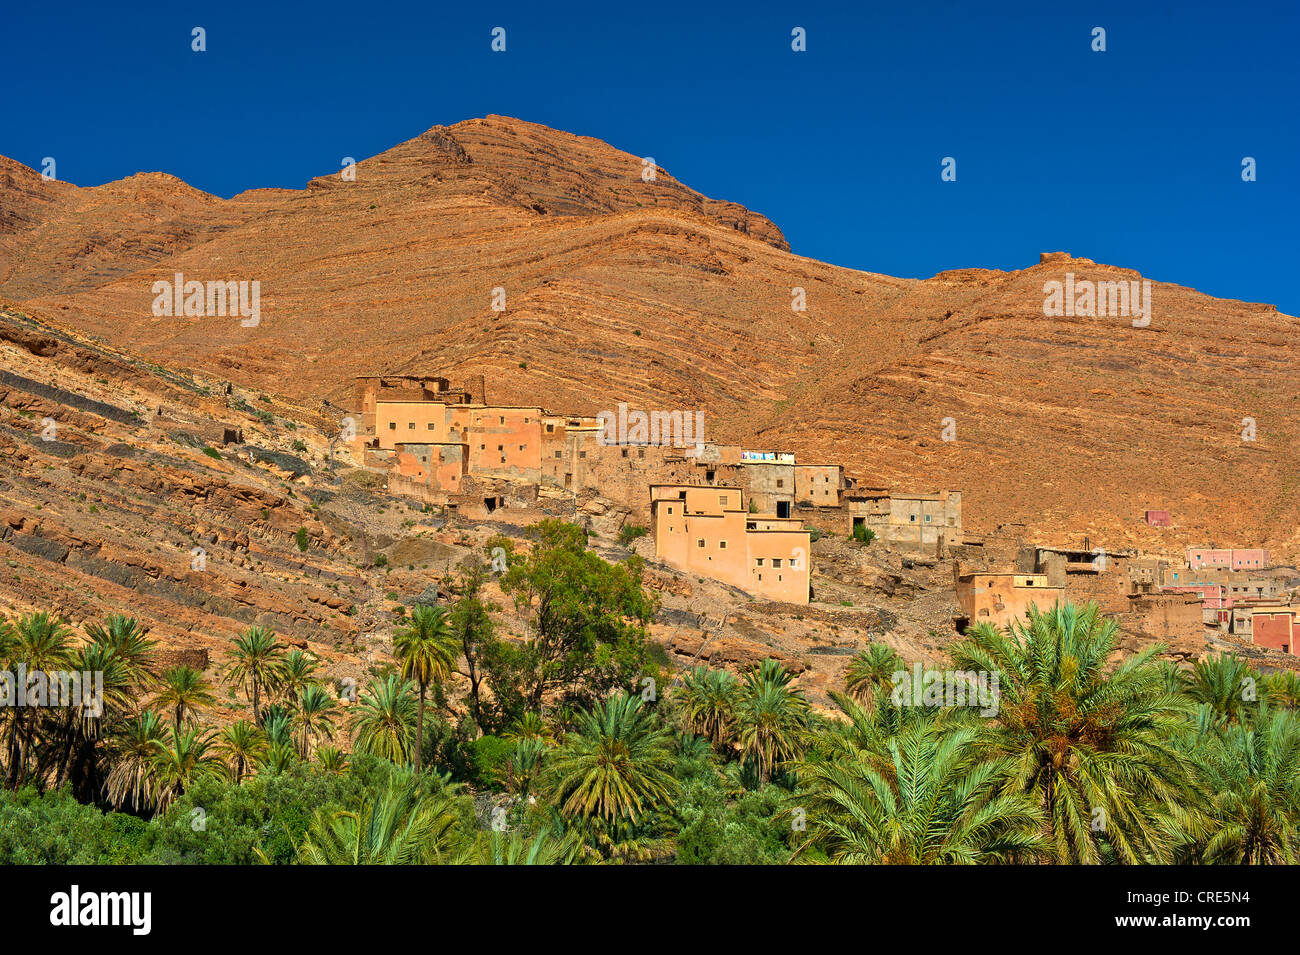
[1186,548,1270,571]
[1251,609,1300,655]
[1145,510,1171,527]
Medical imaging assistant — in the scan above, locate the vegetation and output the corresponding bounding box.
[851,524,876,545]
[3,531,1300,864]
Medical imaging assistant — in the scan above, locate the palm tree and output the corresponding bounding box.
[315,746,349,775]
[223,626,285,726]
[736,659,809,784]
[279,649,319,704]
[844,642,903,705]
[349,675,418,764]
[548,692,677,828]
[794,703,1047,863]
[1186,653,1256,725]
[952,602,1200,864]
[1197,706,1300,863]
[3,612,74,788]
[105,710,168,812]
[462,828,589,865]
[1264,670,1300,710]
[151,726,226,812]
[149,665,215,732]
[298,778,463,864]
[216,720,267,784]
[393,604,458,773]
[294,683,338,757]
[46,639,133,796]
[674,667,739,751]
[83,615,157,689]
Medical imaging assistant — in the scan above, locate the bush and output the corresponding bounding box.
[617,524,648,547]
[851,525,876,545]
[202,446,222,460]
[465,735,514,788]
[295,527,309,552]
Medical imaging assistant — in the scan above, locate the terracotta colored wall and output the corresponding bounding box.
[1253,612,1296,653]
[795,465,843,506]
[957,574,1063,629]
[375,401,448,450]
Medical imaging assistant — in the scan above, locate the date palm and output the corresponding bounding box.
[223,626,286,726]
[1186,653,1256,725]
[844,642,903,705]
[279,649,319,704]
[105,710,168,812]
[393,604,458,773]
[4,612,75,789]
[151,726,226,813]
[298,778,462,864]
[794,704,1047,863]
[149,665,215,733]
[1198,706,1300,864]
[83,615,158,690]
[1264,670,1300,710]
[674,667,739,751]
[348,675,418,764]
[315,746,349,775]
[548,692,677,828]
[294,683,338,757]
[216,719,267,784]
[952,602,1199,864]
[736,659,809,784]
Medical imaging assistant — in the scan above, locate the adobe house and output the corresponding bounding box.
[954,568,1063,630]
[848,489,962,555]
[1251,608,1300,654]
[353,375,473,440]
[1119,592,1205,655]
[651,484,811,604]
[795,464,847,507]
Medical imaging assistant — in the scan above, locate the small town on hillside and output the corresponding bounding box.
[348,374,1300,657]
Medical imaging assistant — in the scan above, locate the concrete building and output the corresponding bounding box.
[1145,510,1172,527]
[848,489,962,555]
[651,484,810,604]
[955,569,1063,630]
[1187,547,1271,571]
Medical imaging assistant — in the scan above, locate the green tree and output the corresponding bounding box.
[297,778,463,864]
[794,703,1046,864]
[294,683,338,758]
[149,665,215,733]
[223,626,286,726]
[393,604,458,773]
[3,612,74,789]
[498,520,658,714]
[953,602,1199,864]
[674,667,739,753]
[548,692,677,832]
[216,720,267,784]
[736,659,809,785]
[844,642,903,705]
[151,727,227,812]
[349,675,418,765]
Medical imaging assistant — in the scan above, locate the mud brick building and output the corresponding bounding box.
[651,484,811,603]
[847,489,962,556]
[954,568,1063,630]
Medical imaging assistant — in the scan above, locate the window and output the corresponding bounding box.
[579,451,587,459]
[790,557,800,569]
[755,558,764,566]
[427,423,435,430]
[719,541,727,550]
[408,422,415,429]
[499,416,505,424]
[497,444,503,451]
[776,479,784,488]
[925,514,932,522]
[772,558,782,568]
[546,424,555,432]
[697,539,705,548]
[554,451,562,458]
[719,494,727,505]
[388,422,396,430]
[622,449,628,458]
[667,506,673,515]
[638,449,645,458]
[909,514,916,522]
[518,444,526,451]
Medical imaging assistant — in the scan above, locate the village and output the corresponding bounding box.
[345,374,1300,664]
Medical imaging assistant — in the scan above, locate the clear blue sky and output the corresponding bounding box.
[3,0,1297,311]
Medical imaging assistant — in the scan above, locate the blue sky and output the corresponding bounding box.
[3,0,1297,311]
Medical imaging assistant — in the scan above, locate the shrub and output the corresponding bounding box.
[851,525,876,545]
[617,524,648,547]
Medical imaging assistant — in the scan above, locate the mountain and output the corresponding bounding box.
[2,115,1298,559]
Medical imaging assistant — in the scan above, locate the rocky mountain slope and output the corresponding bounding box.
[2,115,1298,560]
